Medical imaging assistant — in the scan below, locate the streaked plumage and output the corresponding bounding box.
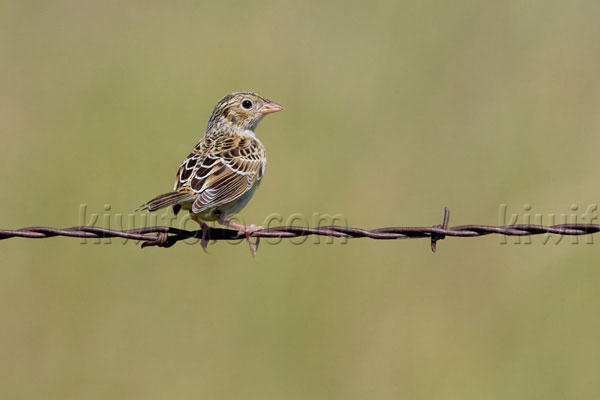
[138,91,283,253]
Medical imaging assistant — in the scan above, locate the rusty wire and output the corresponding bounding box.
[1,208,599,251]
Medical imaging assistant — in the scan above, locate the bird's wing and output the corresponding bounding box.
[175,135,266,214]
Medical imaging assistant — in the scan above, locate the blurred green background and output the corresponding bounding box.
[2,1,600,398]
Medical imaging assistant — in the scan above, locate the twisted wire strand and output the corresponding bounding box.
[1,208,598,251]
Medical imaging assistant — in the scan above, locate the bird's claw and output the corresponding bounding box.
[217,218,263,257]
[238,224,262,257]
[200,222,210,253]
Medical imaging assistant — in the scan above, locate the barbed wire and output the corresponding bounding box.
[1,208,599,251]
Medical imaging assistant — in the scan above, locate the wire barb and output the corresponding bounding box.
[430,206,451,252]
[1,207,600,250]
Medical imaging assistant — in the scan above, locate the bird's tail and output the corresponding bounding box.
[137,189,194,212]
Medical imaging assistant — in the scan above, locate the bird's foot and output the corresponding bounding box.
[219,219,263,257]
[237,224,264,236]
[191,214,211,253]
[200,222,210,253]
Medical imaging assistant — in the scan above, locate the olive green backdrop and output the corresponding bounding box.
[2,1,600,398]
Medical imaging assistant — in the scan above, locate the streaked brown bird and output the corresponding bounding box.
[138,91,283,253]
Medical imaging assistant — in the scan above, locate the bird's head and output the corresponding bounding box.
[208,91,283,131]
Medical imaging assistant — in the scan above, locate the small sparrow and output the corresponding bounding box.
[138,91,283,253]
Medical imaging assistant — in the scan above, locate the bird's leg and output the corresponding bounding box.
[219,219,264,234]
[191,215,210,253]
[218,217,263,256]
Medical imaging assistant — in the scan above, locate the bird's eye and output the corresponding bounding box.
[241,99,253,109]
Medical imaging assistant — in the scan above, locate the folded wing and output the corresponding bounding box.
[175,135,266,214]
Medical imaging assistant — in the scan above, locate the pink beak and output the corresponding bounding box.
[260,101,284,114]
